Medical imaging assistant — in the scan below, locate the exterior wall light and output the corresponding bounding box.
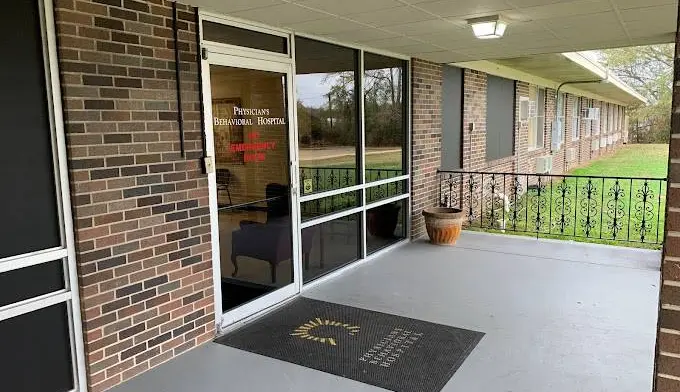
[467,15,507,39]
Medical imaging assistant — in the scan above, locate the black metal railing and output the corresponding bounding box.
[439,170,667,246]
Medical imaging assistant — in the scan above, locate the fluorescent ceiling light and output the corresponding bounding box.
[467,15,507,39]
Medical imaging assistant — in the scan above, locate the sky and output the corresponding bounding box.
[296,73,339,107]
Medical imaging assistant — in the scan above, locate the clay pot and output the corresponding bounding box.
[422,207,465,245]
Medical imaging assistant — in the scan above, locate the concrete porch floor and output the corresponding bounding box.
[111,232,661,392]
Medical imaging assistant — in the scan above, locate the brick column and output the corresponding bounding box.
[410,59,442,239]
[655,5,680,391]
[54,1,214,390]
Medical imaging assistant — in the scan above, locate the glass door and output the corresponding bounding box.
[203,53,300,329]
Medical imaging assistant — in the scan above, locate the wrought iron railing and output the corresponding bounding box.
[439,170,667,246]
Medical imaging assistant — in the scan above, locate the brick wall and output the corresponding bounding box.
[410,58,442,239]
[461,71,627,176]
[54,1,215,390]
[655,6,680,389]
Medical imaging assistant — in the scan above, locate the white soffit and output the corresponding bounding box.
[455,52,647,105]
[188,0,677,63]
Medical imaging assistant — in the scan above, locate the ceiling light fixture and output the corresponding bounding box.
[467,15,507,39]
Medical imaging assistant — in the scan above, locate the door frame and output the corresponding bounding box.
[200,45,302,331]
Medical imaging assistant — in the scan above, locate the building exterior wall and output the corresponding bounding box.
[655,6,680,390]
[410,58,442,240]
[456,70,628,177]
[54,1,215,391]
[47,1,640,390]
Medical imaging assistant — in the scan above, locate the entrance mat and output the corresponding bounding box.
[215,297,484,392]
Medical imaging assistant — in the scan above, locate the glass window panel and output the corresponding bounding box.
[301,191,360,222]
[202,21,288,54]
[0,260,65,307]
[209,65,294,311]
[302,213,361,283]
[536,88,545,147]
[364,53,407,182]
[2,303,74,392]
[366,180,407,204]
[295,37,359,196]
[1,0,61,259]
[367,199,407,255]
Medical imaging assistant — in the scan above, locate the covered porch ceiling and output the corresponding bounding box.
[188,0,677,63]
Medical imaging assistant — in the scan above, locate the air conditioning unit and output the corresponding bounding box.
[600,137,607,147]
[535,155,553,174]
[607,135,613,145]
[567,147,577,162]
[519,97,530,122]
[583,107,600,120]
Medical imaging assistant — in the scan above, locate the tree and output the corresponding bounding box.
[601,44,673,144]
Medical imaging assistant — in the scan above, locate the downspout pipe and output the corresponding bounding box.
[551,77,608,154]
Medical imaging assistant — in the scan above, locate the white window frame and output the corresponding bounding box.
[527,86,545,151]
[571,96,580,141]
[199,13,412,332]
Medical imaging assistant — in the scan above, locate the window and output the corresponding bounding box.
[296,37,359,196]
[294,38,410,282]
[202,21,288,54]
[593,103,601,136]
[571,97,580,141]
[527,86,545,150]
[486,75,515,160]
[612,105,618,133]
[583,99,592,137]
[552,92,566,151]
[364,53,407,183]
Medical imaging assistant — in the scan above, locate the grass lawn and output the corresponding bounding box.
[468,144,669,249]
[300,150,402,170]
[569,144,668,178]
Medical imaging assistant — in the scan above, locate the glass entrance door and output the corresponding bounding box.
[203,54,300,328]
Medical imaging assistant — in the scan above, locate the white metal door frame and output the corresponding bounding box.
[200,49,302,332]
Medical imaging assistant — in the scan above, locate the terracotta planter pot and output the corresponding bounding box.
[422,207,465,245]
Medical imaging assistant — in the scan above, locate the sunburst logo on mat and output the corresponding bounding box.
[290,317,360,346]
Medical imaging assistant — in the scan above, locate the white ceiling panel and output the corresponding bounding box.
[291,0,403,16]
[514,0,612,20]
[188,0,677,64]
[230,3,329,26]
[505,0,582,7]
[329,28,402,42]
[382,19,464,36]
[620,4,678,23]
[413,0,514,18]
[284,18,368,35]
[359,36,426,48]
[415,50,471,62]
[614,0,677,10]
[345,7,435,26]
[190,0,286,13]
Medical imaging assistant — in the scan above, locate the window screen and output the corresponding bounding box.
[0,260,65,307]
[486,75,515,160]
[442,65,463,169]
[1,303,74,392]
[0,0,61,259]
